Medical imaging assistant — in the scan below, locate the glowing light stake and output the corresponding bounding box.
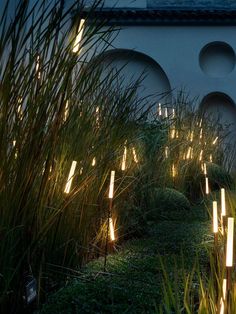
[36,55,41,79]
[186,147,191,160]
[226,217,234,267]
[72,19,85,53]
[109,217,115,241]
[95,106,100,128]
[223,279,227,301]
[172,108,175,118]
[158,103,162,116]
[172,164,176,178]
[219,298,224,314]
[92,157,96,166]
[170,127,175,139]
[132,147,138,163]
[203,163,207,175]
[64,100,69,121]
[164,107,168,118]
[205,177,209,195]
[199,128,203,139]
[221,188,226,217]
[199,150,203,161]
[165,146,169,159]
[209,154,213,163]
[199,118,202,128]
[213,136,218,145]
[121,145,127,171]
[64,161,77,194]
[190,131,194,142]
[108,170,115,199]
[213,201,218,233]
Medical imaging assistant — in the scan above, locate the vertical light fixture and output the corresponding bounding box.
[158,103,162,116]
[221,188,226,217]
[213,201,218,234]
[226,217,234,267]
[213,136,218,145]
[205,177,209,195]
[121,145,127,171]
[108,170,115,199]
[132,147,138,163]
[109,217,115,241]
[72,19,85,53]
[64,161,77,194]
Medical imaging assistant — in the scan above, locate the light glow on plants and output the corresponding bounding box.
[108,170,115,199]
[72,19,85,53]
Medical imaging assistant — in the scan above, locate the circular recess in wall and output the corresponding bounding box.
[199,42,235,77]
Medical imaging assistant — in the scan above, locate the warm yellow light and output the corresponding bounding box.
[64,100,69,121]
[158,103,162,116]
[121,146,127,171]
[220,298,224,314]
[132,147,138,163]
[221,188,226,217]
[199,128,203,139]
[79,167,83,175]
[95,106,100,128]
[205,177,209,195]
[199,118,202,128]
[108,170,115,199]
[223,279,227,301]
[72,19,85,53]
[186,146,191,160]
[109,217,115,241]
[213,136,218,145]
[36,55,41,79]
[190,131,194,142]
[165,146,169,159]
[199,150,203,161]
[213,201,218,233]
[203,163,207,175]
[172,164,176,177]
[209,154,213,163]
[92,157,96,166]
[226,217,234,267]
[170,127,175,139]
[64,160,77,194]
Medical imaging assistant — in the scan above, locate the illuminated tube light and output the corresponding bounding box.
[108,170,115,199]
[170,127,175,139]
[209,154,213,163]
[132,147,138,163]
[221,188,226,217]
[164,107,168,118]
[72,19,85,53]
[109,217,115,241]
[64,100,69,121]
[199,150,203,161]
[203,163,207,175]
[172,164,176,178]
[213,136,218,145]
[205,177,209,195]
[223,279,227,301]
[92,157,96,167]
[36,55,41,79]
[213,201,218,233]
[172,108,175,118]
[219,298,224,314]
[186,146,191,160]
[121,146,127,171]
[226,217,234,267]
[199,128,203,139]
[165,146,169,159]
[190,131,194,142]
[158,103,162,116]
[64,161,77,194]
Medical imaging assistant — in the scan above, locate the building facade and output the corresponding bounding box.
[95,0,236,146]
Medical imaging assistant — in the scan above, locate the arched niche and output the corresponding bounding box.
[200,92,236,170]
[94,49,171,113]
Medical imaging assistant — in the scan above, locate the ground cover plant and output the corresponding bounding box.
[1,1,235,313]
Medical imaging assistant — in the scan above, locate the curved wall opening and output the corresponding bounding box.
[97,49,171,112]
[199,42,235,77]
